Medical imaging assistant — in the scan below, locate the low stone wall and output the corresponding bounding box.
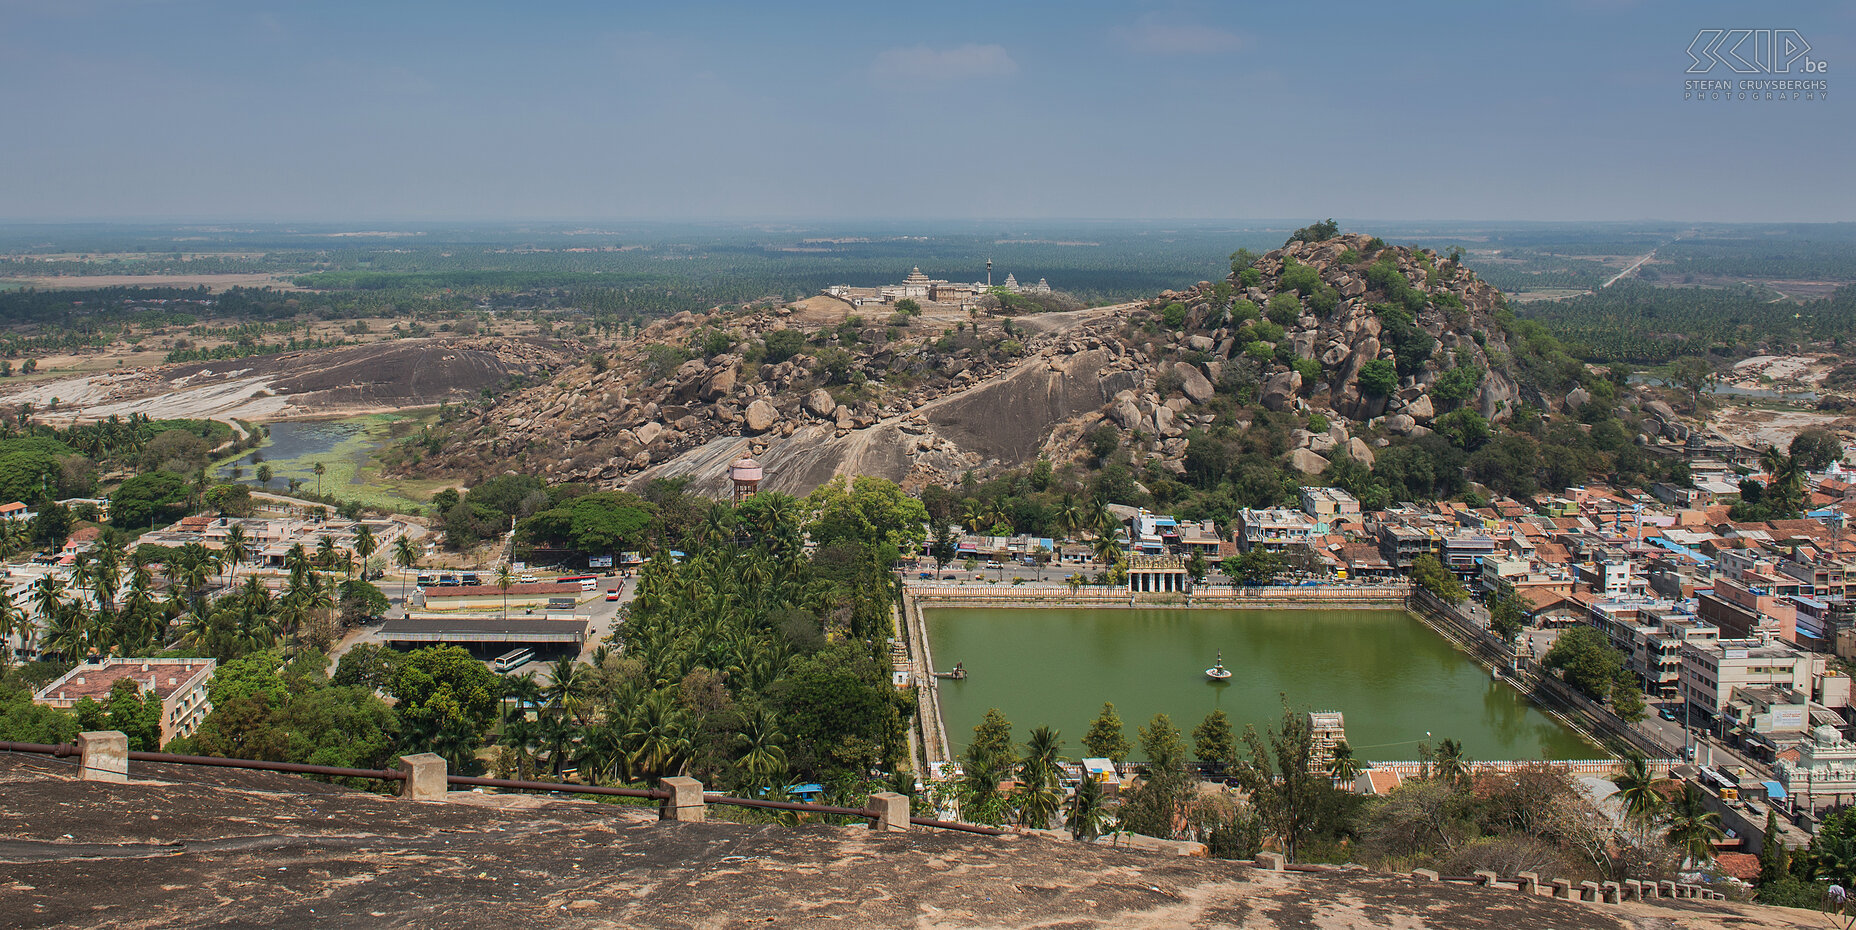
[1367,759,1637,778]
[1403,865,1728,905]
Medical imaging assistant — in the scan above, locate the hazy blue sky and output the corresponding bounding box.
[1,1,1848,222]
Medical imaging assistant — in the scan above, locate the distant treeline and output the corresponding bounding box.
[1516,282,1856,363]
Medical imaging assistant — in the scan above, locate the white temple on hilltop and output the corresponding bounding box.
[823,265,1051,308]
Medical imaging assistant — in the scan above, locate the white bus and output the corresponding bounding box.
[492,648,535,673]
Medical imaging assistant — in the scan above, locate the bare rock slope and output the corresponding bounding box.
[0,753,1814,930]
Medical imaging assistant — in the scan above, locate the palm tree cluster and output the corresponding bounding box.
[491,492,901,796]
[7,526,379,666]
[1610,756,1725,868]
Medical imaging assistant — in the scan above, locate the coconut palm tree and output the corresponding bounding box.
[393,534,418,606]
[313,461,326,498]
[44,609,96,661]
[1054,493,1085,542]
[1015,726,1065,829]
[1088,497,1116,538]
[352,525,378,578]
[624,692,693,779]
[960,500,987,535]
[1065,776,1109,841]
[1090,533,1122,572]
[303,571,336,646]
[1609,754,1668,838]
[226,575,277,655]
[1665,782,1725,868]
[256,464,273,489]
[495,563,513,620]
[576,721,629,785]
[985,499,1013,535]
[315,535,339,573]
[735,708,789,789]
[1327,740,1363,786]
[1433,738,1470,787]
[28,573,65,641]
[0,586,23,666]
[221,523,249,585]
[543,656,585,721]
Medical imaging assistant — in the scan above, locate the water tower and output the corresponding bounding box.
[728,456,763,504]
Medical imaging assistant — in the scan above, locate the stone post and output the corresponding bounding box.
[1472,870,1499,888]
[1623,880,1643,900]
[1515,872,1541,896]
[1255,852,1285,871]
[77,731,128,783]
[1550,879,1574,900]
[397,753,447,801]
[1411,869,1439,882]
[1659,880,1677,898]
[1577,881,1600,902]
[866,792,911,832]
[1600,882,1621,903]
[659,776,705,823]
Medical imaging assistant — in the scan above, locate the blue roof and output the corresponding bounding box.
[1645,536,1709,566]
[1765,780,1787,800]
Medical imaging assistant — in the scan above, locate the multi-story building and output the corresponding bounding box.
[1679,637,1825,718]
[1697,575,1798,642]
[1576,554,1642,599]
[1299,487,1360,533]
[1586,599,1710,698]
[1780,556,1848,599]
[1376,524,1433,570]
[1129,510,1179,555]
[1173,520,1228,558]
[1480,557,1575,598]
[1236,508,1315,554]
[35,658,216,745]
[1440,533,1497,579]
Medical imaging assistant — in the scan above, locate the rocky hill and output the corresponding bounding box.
[415,233,1548,495]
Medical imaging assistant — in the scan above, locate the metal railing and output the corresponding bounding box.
[1,740,1004,835]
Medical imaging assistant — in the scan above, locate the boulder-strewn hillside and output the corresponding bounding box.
[411,233,1551,495]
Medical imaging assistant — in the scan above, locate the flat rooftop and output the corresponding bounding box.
[35,659,212,704]
[379,617,589,645]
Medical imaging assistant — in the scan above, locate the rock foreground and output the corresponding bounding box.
[0,754,1818,929]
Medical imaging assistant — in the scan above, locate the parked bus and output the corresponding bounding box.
[492,648,535,673]
[558,574,599,591]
